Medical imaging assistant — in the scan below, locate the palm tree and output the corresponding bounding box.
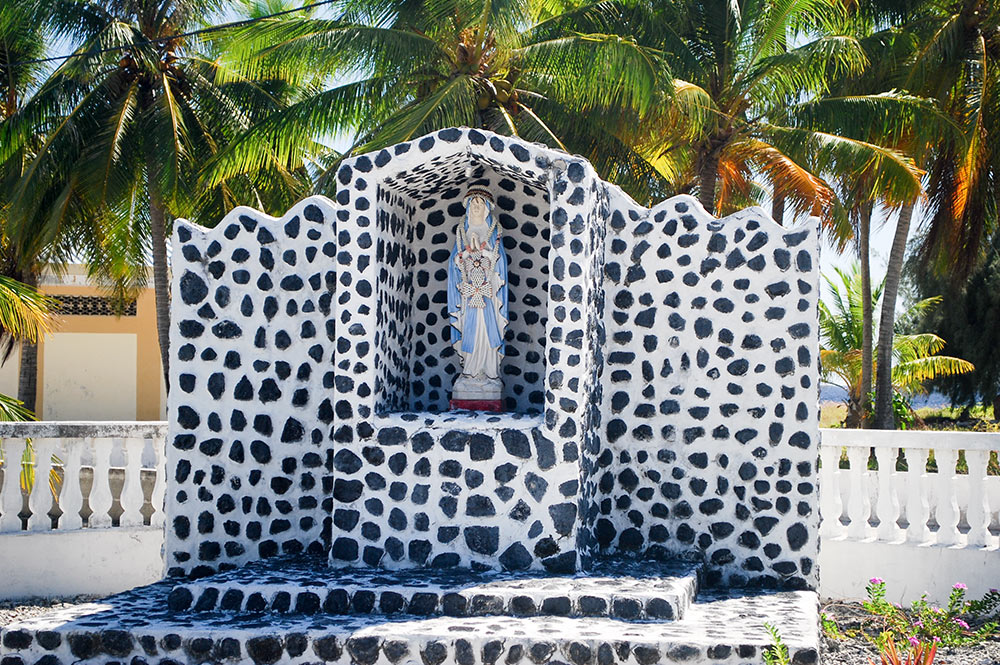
[820,263,974,427]
[0,0,316,389]
[869,0,1000,428]
[909,0,1000,277]
[202,0,671,202]
[796,24,946,429]
[573,0,927,229]
[0,1,70,412]
[0,275,56,420]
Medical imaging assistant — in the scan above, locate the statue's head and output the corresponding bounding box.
[465,189,494,225]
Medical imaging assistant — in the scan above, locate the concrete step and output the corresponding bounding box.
[165,556,700,621]
[0,580,819,665]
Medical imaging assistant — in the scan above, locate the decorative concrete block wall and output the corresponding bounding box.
[165,127,819,589]
[166,199,338,577]
[594,189,820,588]
[330,412,580,572]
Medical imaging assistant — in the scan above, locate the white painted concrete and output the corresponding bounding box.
[0,527,164,601]
[819,537,1000,605]
[42,333,137,420]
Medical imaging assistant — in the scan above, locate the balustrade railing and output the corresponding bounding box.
[820,428,1000,548]
[0,422,167,534]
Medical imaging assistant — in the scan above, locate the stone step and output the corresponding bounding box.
[165,556,701,621]
[0,581,820,665]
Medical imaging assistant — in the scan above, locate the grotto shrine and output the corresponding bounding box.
[0,128,822,665]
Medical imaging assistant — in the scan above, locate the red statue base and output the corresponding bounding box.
[450,399,504,412]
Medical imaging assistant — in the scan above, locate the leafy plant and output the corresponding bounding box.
[821,612,844,640]
[820,264,975,427]
[762,623,790,665]
[863,579,997,647]
[871,634,938,665]
[867,390,916,429]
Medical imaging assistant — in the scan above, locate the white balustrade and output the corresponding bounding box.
[846,446,872,539]
[821,428,1000,549]
[150,435,168,528]
[27,437,58,531]
[966,449,992,547]
[119,437,146,527]
[903,447,930,543]
[935,448,961,545]
[0,437,27,532]
[0,422,166,534]
[874,445,901,540]
[819,444,845,538]
[59,437,85,529]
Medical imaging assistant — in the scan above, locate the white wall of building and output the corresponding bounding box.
[41,333,138,421]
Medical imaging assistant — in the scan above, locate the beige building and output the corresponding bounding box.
[0,265,166,420]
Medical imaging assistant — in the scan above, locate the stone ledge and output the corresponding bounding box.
[0,421,168,438]
[0,579,819,665]
[166,556,700,620]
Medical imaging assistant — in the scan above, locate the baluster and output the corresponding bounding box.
[903,447,930,544]
[819,444,845,538]
[149,434,167,528]
[88,438,114,528]
[27,438,57,531]
[965,449,992,547]
[935,448,961,546]
[874,446,901,541]
[0,437,27,532]
[846,446,872,539]
[119,437,145,527]
[58,438,85,529]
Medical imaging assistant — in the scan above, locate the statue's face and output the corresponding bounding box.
[467,195,488,224]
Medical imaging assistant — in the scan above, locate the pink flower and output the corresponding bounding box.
[954,619,970,629]
[933,637,941,643]
[909,637,920,648]
[954,583,968,590]
[914,621,924,628]
[870,577,885,585]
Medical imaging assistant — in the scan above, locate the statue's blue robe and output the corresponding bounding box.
[447,206,508,354]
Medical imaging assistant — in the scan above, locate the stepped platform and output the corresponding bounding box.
[165,557,701,620]
[0,558,819,665]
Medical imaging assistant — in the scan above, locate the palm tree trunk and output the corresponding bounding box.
[772,192,785,225]
[16,272,39,415]
[698,150,720,214]
[147,175,172,392]
[874,202,915,429]
[859,203,873,428]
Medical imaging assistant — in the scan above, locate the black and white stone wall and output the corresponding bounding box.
[374,158,552,414]
[330,412,580,572]
[166,198,339,577]
[329,130,605,571]
[374,190,415,413]
[595,188,820,588]
[164,127,819,589]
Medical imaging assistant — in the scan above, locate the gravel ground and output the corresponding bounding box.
[0,596,98,628]
[821,600,1000,664]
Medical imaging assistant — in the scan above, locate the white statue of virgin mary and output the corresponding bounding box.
[447,189,508,410]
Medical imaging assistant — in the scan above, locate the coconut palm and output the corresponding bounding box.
[0,1,79,412]
[863,0,1000,429]
[0,0,315,390]
[820,263,974,427]
[0,275,60,506]
[570,0,928,231]
[202,0,672,201]
[907,0,1000,278]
